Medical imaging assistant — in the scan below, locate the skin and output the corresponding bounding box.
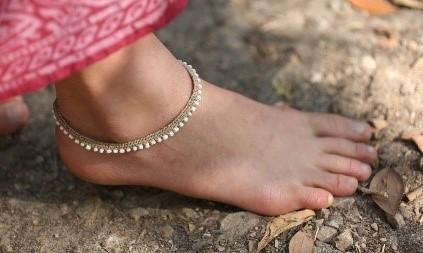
[2,34,377,215]
[0,96,29,135]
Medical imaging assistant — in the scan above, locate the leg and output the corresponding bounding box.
[55,34,376,215]
[0,96,29,135]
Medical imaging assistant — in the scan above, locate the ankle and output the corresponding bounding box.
[55,34,192,142]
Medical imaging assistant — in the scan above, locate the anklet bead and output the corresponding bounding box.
[53,60,202,155]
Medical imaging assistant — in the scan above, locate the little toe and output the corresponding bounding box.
[320,138,377,163]
[310,172,358,196]
[308,113,372,142]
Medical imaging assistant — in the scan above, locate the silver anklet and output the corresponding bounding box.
[52,60,202,154]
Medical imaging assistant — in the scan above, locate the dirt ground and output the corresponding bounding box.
[1,0,423,252]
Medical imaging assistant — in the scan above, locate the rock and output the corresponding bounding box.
[181,208,199,219]
[321,208,330,219]
[219,212,260,240]
[317,226,338,242]
[188,223,196,232]
[217,245,225,252]
[371,223,378,232]
[335,230,354,251]
[248,240,256,253]
[102,234,124,251]
[331,197,356,209]
[314,241,342,253]
[159,224,174,239]
[361,55,377,73]
[128,207,149,221]
[387,213,405,229]
[327,215,344,229]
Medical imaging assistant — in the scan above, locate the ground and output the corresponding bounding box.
[1,0,423,252]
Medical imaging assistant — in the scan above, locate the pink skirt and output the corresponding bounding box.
[0,0,187,100]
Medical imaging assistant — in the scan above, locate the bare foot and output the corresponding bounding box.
[55,34,376,215]
[0,96,29,135]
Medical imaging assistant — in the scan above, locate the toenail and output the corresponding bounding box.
[367,145,376,154]
[327,194,334,205]
[362,163,372,175]
[352,122,368,134]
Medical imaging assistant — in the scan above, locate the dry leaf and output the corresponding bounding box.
[392,0,423,9]
[288,231,314,253]
[401,129,423,153]
[368,118,388,135]
[369,168,405,215]
[349,0,397,15]
[257,209,315,252]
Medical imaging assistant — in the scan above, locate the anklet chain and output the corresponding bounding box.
[52,60,202,154]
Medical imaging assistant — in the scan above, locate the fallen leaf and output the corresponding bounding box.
[349,0,397,15]
[368,118,388,135]
[257,209,315,252]
[392,0,423,9]
[289,231,314,253]
[401,129,423,153]
[369,168,405,215]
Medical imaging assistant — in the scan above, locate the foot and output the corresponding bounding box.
[0,96,29,135]
[55,34,376,215]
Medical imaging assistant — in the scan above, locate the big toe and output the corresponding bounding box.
[0,97,29,135]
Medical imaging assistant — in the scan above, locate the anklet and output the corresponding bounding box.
[52,60,202,154]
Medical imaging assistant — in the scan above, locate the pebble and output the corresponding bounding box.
[128,207,149,221]
[331,197,356,209]
[188,223,196,232]
[181,208,199,219]
[314,241,342,253]
[335,230,354,251]
[321,208,330,219]
[371,223,378,232]
[217,246,225,252]
[159,224,174,239]
[317,226,338,242]
[361,55,377,72]
[387,213,405,229]
[219,212,260,240]
[327,215,344,229]
[102,234,123,250]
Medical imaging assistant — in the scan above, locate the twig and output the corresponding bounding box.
[358,186,388,198]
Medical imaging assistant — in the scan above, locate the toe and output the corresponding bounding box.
[308,113,372,142]
[316,154,372,181]
[0,97,29,135]
[298,187,333,210]
[320,137,377,163]
[310,172,358,196]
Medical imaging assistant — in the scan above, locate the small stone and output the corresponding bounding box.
[128,207,149,221]
[387,213,405,229]
[202,232,212,239]
[331,197,356,209]
[32,217,40,226]
[315,219,324,227]
[248,240,256,253]
[181,208,199,219]
[54,233,59,238]
[188,223,195,232]
[380,237,387,242]
[335,230,354,251]
[314,241,342,253]
[217,246,225,252]
[361,55,377,72]
[219,212,261,240]
[103,234,123,250]
[371,223,378,232]
[5,246,13,252]
[317,226,338,242]
[327,215,344,229]
[159,224,174,239]
[321,208,330,219]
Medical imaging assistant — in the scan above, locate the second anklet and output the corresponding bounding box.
[52,60,202,154]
